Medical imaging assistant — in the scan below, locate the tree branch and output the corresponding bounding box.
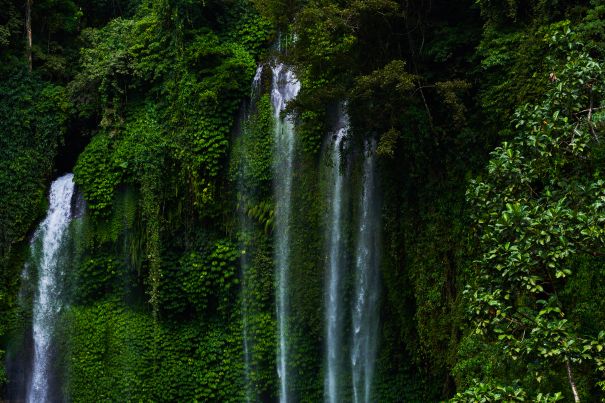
[566,358,581,403]
[26,0,33,72]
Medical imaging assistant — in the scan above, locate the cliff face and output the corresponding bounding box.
[2,1,605,401]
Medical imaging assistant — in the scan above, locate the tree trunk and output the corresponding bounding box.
[26,0,32,72]
[566,358,581,403]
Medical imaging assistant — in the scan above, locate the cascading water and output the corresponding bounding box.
[240,64,264,403]
[27,173,76,403]
[351,140,381,403]
[271,62,300,403]
[324,111,349,403]
[251,64,263,104]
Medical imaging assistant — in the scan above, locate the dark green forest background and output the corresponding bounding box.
[2,0,605,401]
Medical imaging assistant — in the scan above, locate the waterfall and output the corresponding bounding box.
[271,62,300,403]
[240,64,264,403]
[251,64,263,103]
[324,111,349,403]
[27,173,76,403]
[351,140,381,403]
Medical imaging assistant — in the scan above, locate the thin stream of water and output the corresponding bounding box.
[351,140,381,403]
[325,111,349,403]
[271,63,300,403]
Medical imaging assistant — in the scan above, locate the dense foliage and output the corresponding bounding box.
[2,0,605,401]
[0,72,68,385]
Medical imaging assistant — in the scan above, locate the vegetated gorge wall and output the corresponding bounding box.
[5,1,605,402]
[2,58,418,401]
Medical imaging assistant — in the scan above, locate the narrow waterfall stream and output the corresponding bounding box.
[271,63,300,403]
[325,111,349,403]
[240,65,264,403]
[27,173,76,403]
[351,140,381,403]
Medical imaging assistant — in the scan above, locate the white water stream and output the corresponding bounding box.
[240,64,265,403]
[351,140,381,403]
[325,112,349,403]
[271,62,300,403]
[27,173,75,403]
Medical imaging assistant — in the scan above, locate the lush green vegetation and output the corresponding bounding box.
[2,0,605,401]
